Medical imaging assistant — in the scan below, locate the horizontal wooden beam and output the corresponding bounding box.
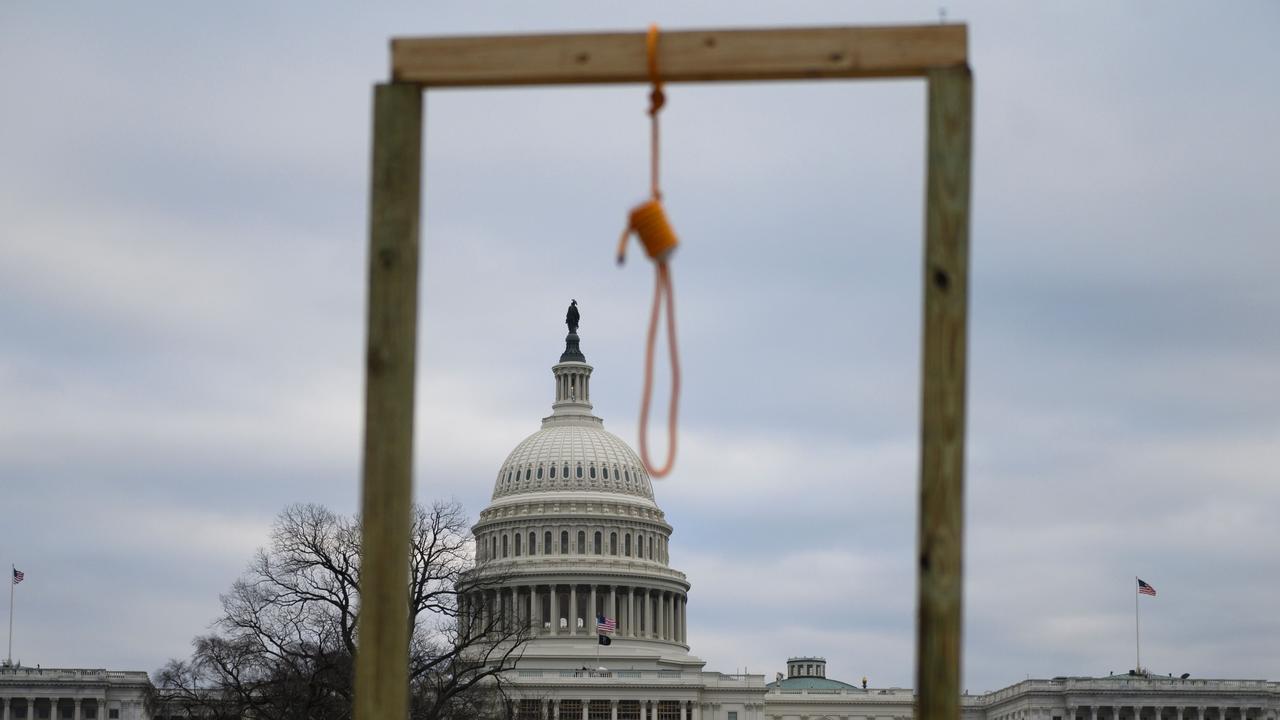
[392,24,966,87]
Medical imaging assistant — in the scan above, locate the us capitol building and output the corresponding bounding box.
[457,314,1280,720]
[3,312,1278,720]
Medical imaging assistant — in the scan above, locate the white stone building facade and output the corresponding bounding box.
[0,667,149,720]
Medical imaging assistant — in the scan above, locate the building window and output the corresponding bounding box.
[589,465,597,479]
[576,464,583,479]
[657,701,681,720]
[109,712,120,720]
[502,535,509,558]
[524,467,531,481]
[536,466,543,480]
[649,535,655,559]
[563,464,569,478]
[588,700,611,720]
[594,531,602,554]
[558,700,582,720]
[728,713,738,720]
[528,532,536,555]
[544,531,552,554]
[514,533,522,556]
[549,464,556,479]
[560,531,569,554]
[577,530,586,554]
[625,533,632,556]
[610,532,618,555]
[617,701,641,720]
[624,469,631,483]
[602,466,609,480]
[517,700,542,720]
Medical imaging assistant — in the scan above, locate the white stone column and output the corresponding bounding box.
[611,700,618,720]
[627,588,635,636]
[550,585,559,635]
[1092,707,1098,720]
[74,700,81,720]
[610,585,617,625]
[642,589,651,637]
[1,697,8,720]
[681,701,688,720]
[590,585,597,629]
[582,701,589,720]
[570,585,578,634]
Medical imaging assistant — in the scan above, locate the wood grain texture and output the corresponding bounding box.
[916,65,972,720]
[354,82,422,720]
[392,24,966,87]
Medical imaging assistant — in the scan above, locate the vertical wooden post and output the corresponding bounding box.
[916,64,972,720]
[355,81,422,720]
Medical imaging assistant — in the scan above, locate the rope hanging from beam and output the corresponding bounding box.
[616,25,680,479]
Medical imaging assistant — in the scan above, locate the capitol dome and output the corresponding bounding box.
[493,426,655,502]
[489,323,656,504]
[465,309,693,663]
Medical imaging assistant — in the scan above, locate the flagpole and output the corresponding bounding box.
[8,565,14,665]
[1134,576,1140,674]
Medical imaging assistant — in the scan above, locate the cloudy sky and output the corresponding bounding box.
[2,1,1278,694]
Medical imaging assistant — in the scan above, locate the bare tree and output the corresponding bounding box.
[154,500,528,720]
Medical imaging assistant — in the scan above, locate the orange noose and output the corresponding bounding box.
[617,24,680,478]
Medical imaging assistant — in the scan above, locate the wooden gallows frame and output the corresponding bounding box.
[355,23,972,720]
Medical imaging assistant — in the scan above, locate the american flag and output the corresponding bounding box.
[1137,578,1156,596]
[11,568,23,585]
[596,615,616,634]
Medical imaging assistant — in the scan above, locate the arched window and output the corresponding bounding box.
[594,531,602,554]
[577,530,585,554]
[528,531,536,556]
[624,470,630,483]
[560,531,569,554]
[610,532,617,555]
[506,470,512,483]
[544,531,552,555]
[563,464,569,479]
[648,535,655,560]
[536,466,543,480]
[549,465,556,479]
[576,464,583,479]
[624,533,632,556]
[514,533,522,556]
[602,466,608,480]
[589,465,596,479]
[502,535,509,558]
[524,467,531,481]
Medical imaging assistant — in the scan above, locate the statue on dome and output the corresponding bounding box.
[566,299,580,334]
